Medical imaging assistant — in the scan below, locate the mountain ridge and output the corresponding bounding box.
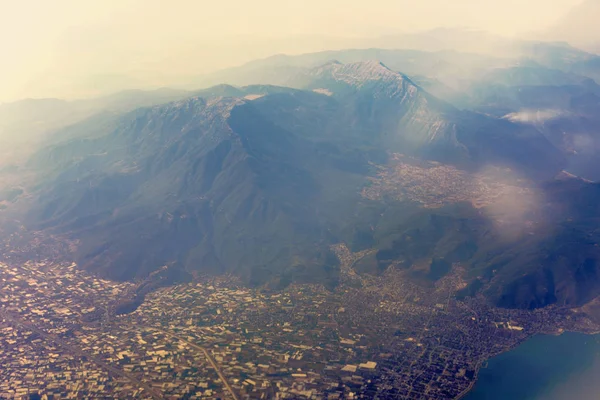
[1,59,596,311]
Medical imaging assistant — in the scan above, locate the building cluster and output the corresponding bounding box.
[0,254,596,399]
[362,153,532,209]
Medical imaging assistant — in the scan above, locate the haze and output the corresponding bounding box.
[0,0,586,102]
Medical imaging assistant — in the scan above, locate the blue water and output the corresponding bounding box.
[464,332,600,400]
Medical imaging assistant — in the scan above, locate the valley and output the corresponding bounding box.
[362,153,534,209]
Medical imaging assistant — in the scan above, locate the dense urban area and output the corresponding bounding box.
[1,244,598,399]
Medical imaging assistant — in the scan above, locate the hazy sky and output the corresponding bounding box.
[0,0,585,101]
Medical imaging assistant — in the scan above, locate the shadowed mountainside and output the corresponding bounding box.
[5,60,600,310]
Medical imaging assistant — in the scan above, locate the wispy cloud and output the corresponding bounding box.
[504,109,571,124]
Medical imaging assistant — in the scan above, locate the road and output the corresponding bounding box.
[148,326,240,400]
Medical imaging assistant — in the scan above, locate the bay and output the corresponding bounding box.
[463,332,600,400]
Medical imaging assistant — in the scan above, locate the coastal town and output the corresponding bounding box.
[1,247,598,399]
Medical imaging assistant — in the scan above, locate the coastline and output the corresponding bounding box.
[454,359,482,400]
[455,329,600,400]
[455,332,535,400]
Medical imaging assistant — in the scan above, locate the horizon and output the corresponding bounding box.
[0,0,588,102]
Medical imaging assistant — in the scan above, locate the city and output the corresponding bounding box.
[1,245,597,399]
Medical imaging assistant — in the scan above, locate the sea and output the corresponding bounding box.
[464,332,600,400]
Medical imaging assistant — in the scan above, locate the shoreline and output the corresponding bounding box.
[454,329,600,400]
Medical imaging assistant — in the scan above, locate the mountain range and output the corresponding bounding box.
[3,57,600,311]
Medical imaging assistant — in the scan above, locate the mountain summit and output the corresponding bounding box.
[306,60,404,85]
[295,60,421,98]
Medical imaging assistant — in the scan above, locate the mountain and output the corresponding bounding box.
[190,44,600,115]
[6,60,600,311]
[0,89,191,135]
[80,88,191,112]
[24,95,350,286]
[463,69,600,181]
[191,48,505,93]
[477,178,600,309]
[289,61,564,179]
[0,98,94,167]
[0,89,193,168]
[478,64,594,88]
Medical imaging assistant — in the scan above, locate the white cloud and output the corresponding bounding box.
[504,109,570,124]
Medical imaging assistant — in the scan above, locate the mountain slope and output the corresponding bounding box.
[26,96,348,286]
[6,61,593,311]
[291,61,564,179]
[0,89,193,168]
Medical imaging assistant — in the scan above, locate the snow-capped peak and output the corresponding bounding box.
[310,60,399,84]
[305,60,418,99]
